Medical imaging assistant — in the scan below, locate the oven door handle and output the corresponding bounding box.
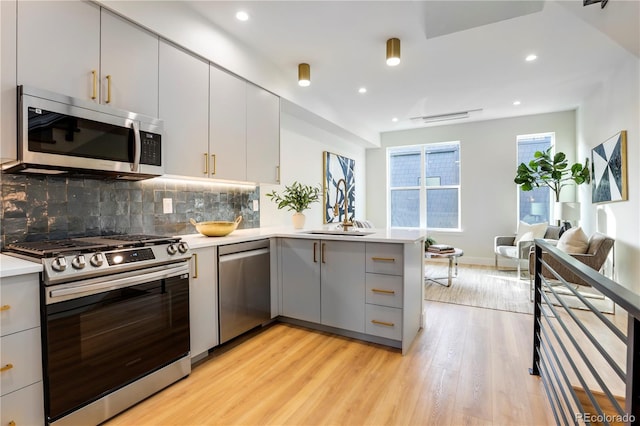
[48,263,189,301]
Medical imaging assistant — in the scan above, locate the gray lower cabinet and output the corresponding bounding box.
[319,240,365,333]
[280,238,321,323]
[189,246,218,361]
[279,238,366,332]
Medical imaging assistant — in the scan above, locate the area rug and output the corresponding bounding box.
[424,264,534,314]
[424,264,615,315]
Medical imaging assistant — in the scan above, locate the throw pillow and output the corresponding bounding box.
[557,226,589,254]
[515,221,547,245]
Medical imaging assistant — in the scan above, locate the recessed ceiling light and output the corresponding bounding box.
[358,87,367,94]
[525,54,537,62]
[236,11,249,21]
[391,117,398,122]
[513,100,521,106]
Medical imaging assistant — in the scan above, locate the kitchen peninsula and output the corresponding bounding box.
[181,227,427,355]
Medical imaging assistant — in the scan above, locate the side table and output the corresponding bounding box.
[424,248,464,287]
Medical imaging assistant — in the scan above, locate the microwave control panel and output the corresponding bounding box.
[140,132,162,166]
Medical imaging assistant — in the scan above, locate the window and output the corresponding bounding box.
[388,142,460,230]
[517,133,554,224]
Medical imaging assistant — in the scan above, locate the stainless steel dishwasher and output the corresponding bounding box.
[218,239,271,344]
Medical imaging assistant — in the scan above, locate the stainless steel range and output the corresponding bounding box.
[6,235,192,426]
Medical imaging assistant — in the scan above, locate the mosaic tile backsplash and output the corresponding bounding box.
[0,174,260,248]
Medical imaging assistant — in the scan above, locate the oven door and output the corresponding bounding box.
[43,264,190,422]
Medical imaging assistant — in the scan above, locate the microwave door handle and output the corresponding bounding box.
[131,121,141,172]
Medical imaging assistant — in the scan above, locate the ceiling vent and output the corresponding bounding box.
[410,109,482,124]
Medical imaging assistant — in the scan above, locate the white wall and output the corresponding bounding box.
[366,110,577,265]
[577,55,640,292]
[260,111,366,229]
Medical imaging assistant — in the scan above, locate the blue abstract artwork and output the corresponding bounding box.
[592,130,628,203]
[323,151,355,223]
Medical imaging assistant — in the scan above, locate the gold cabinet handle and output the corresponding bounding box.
[211,154,216,175]
[321,243,326,263]
[1,363,14,373]
[371,257,395,262]
[91,70,97,100]
[276,165,280,183]
[0,304,10,311]
[203,153,209,175]
[192,253,199,279]
[106,75,112,103]
[371,320,395,327]
[313,242,318,263]
[371,288,395,295]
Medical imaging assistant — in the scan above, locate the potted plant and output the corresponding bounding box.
[514,148,591,203]
[265,181,321,229]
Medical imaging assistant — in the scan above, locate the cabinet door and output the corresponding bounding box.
[190,246,218,359]
[246,83,280,184]
[210,65,247,181]
[100,9,159,117]
[0,382,44,426]
[321,241,366,333]
[0,273,40,337]
[1,0,17,165]
[280,238,320,323]
[17,0,100,100]
[159,41,210,178]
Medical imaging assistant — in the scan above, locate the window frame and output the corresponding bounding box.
[516,132,555,225]
[387,141,461,231]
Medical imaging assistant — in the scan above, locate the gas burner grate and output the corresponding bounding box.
[7,239,110,257]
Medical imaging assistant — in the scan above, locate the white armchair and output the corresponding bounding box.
[494,223,561,277]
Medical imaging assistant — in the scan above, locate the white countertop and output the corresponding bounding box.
[0,254,43,278]
[179,226,428,249]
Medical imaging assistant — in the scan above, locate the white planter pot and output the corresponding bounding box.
[292,212,306,229]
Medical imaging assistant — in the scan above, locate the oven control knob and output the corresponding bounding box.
[167,244,178,255]
[177,242,189,254]
[51,256,67,272]
[90,253,105,267]
[71,254,86,269]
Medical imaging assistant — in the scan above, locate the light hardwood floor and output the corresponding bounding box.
[106,301,554,426]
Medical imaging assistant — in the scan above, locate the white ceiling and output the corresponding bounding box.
[184,0,639,141]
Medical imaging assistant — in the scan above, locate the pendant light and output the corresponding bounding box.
[386,38,401,66]
[298,63,310,87]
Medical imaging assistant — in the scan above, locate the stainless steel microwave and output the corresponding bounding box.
[5,85,164,180]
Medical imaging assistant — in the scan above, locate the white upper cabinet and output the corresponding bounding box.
[246,83,280,184]
[209,65,247,182]
[100,9,159,117]
[159,40,209,178]
[17,3,158,117]
[17,1,100,100]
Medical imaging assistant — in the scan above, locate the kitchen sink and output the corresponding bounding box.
[302,230,375,237]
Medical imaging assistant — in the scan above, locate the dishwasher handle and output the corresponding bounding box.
[218,247,269,263]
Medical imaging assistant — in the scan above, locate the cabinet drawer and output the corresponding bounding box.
[0,327,42,396]
[1,381,44,426]
[366,243,403,276]
[365,273,403,308]
[1,273,40,337]
[365,304,402,341]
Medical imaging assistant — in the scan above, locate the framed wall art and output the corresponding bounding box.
[591,130,628,203]
[323,151,355,223]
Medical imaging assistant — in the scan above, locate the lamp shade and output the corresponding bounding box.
[555,202,581,221]
[386,38,400,66]
[298,63,310,87]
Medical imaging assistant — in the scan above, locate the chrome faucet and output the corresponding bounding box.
[333,178,353,231]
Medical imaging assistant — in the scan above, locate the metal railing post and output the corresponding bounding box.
[530,243,542,376]
[626,316,640,425]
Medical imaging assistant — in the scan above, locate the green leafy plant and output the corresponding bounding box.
[514,148,591,202]
[425,236,437,251]
[265,181,321,213]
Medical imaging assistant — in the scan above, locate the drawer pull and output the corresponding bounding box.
[371,257,395,262]
[371,320,395,327]
[1,363,14,373]
[0,304,10,311]
[371,288,395,295]
[9,421,16,426]
[193,253,199,279]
